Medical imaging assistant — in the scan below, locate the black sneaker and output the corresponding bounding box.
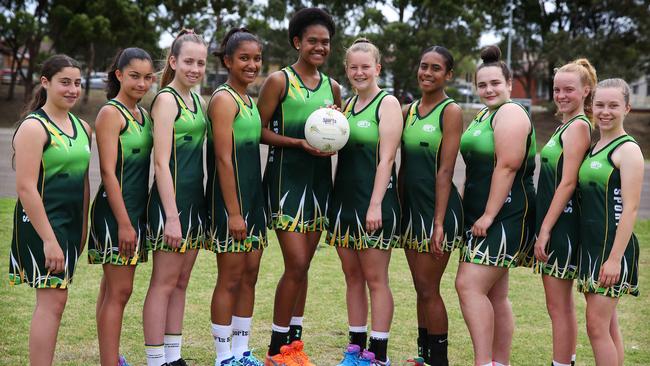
[169,359,188,366]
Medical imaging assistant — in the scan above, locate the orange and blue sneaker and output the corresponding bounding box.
[404,357,425,366]
[265,351,286,366]
[336,344,361,366]
[358,350,375,366]
[287,340,315,366]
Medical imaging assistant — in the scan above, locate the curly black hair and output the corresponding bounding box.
[288,7,336,49]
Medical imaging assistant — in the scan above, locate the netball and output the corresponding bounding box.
[304,107,350,152]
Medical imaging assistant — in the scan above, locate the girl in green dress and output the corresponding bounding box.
[257,8,341,365]
[455,45,536,366]
[143,30,208,366]
[578,79,643,365]
[206,28,266,366]
[90,47,155,366]
[532,59,596,366]
[400,46,463,366]
[9,54,91,365]
[329,39,403,366]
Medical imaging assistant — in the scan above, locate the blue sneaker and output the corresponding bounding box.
[117,355,130,366]
[358,350,375,366]
[370,358,390,366]
[238,351,264,366]
[220,357,244,366]
[336,344,361,366]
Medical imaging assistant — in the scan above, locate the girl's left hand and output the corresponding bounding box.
[471,214,494,238]
[431,224,445,257]
[599,258,621,288]
[365,203,382,233]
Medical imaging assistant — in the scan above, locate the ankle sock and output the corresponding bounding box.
[231,316,252,359]
[368,330,389,362]
[417,327,427,360]
[212,323,233,364]
[269,324,290,356]
[164,334,182,363]
[349,325,368,349]
[289,316,303,341]
[427,333,448,366]
[145,344,166,366]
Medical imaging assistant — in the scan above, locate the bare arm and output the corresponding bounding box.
[432,103,463,253]
[366,95,403,232]
[210,91,247,241]
[599,142,644,287]
[534,121,591,261]
[151,92,183,248]
[95,106,138,257]
[14,120,65,274]
[472,104,531,237]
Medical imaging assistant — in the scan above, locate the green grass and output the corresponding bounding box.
[0,198,648,365]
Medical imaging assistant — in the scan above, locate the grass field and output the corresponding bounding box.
[0,198,649,365]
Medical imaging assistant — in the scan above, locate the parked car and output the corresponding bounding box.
[82,72,108,89]
[1,68,30,84]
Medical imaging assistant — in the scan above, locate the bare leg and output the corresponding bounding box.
[211,252,247,324]
[542,275,577,364]
[609,311,624,366]
[337,247,368,327]
[585,293,620,366]
[358,248,393,332]
[30,288,68,366]
[97,265,136,366]
[488,271,513,364]
[291,231,322,318]
[410,251,451,334]
[455,262,507,365]
[234,250,264,317]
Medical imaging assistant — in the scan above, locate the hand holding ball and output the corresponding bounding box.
[304,108,350,152]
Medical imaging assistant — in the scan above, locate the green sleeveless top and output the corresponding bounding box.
[460,102,537,226]
[206,84,267,251]
[536,114,591,232]
[147,86,206,251]
[402,98,456,178]
[95,100,153,227]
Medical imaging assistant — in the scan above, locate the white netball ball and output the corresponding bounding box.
[304,108,350,152]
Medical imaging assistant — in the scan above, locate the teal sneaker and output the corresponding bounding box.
[238,351,264,366]
[336,344,361,366]
[404,357,425,366]
[117,355,130,366]
[220,357,244,366]
[358,350,375,366]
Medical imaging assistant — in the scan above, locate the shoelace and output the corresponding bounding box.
[239,355,264,366]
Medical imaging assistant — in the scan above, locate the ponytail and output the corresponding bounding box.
[556,58,598,118]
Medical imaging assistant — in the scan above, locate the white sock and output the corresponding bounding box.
[553,361,571,366]
[479,363,492,366]
[232,316,252,359]
[145,344,166,366]
[493,362,509,366]
[272,323,290,333]
[164,334,182,363]
[369,330,389,339]
[212,323,234,365]
[572,354,576,363]
[349,325,368,332]
[290,316,303,326]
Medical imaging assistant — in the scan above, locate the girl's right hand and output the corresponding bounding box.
[229,214,248,242]
[300,139,335,157]
[164,215,183,249]
[43,239,65,274]
[118,223,138,258]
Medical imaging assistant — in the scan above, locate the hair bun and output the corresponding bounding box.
[480,45,501,64]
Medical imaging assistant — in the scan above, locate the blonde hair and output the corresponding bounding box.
[160,29,207,88]
[597,78,631,106]
[556,58,597,118]
[345,38,381,65]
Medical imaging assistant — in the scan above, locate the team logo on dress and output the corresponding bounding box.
[422,124,435,132]
[472,130,482,137]
[590,161,602,169]
[357,120,371,128]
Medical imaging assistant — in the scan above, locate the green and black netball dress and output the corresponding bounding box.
[576,135,640,297]
[401,98,464,253]
[89,100,153,265]
[326,90,401,250]
[9,109,91,288]
[459,102,536,267]
[533,115,591,278]
[263,66,334,232]
[147,86,206,252]
[206,84,267,253]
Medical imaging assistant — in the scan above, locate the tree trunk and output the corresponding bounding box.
[23,40,40,103]
[6,55,18,101]
[83,42,95,105]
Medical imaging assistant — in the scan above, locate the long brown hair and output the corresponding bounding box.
[160,29,207,88]
[21,54,81,118]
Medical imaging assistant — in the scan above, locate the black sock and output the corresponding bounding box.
[417,327,427,359]
[289,325,303,342]
[571,361,575,366]
[349,331,367,349]
[368,337,388,362]
[427,333,448,366]
[269,330,290,356]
